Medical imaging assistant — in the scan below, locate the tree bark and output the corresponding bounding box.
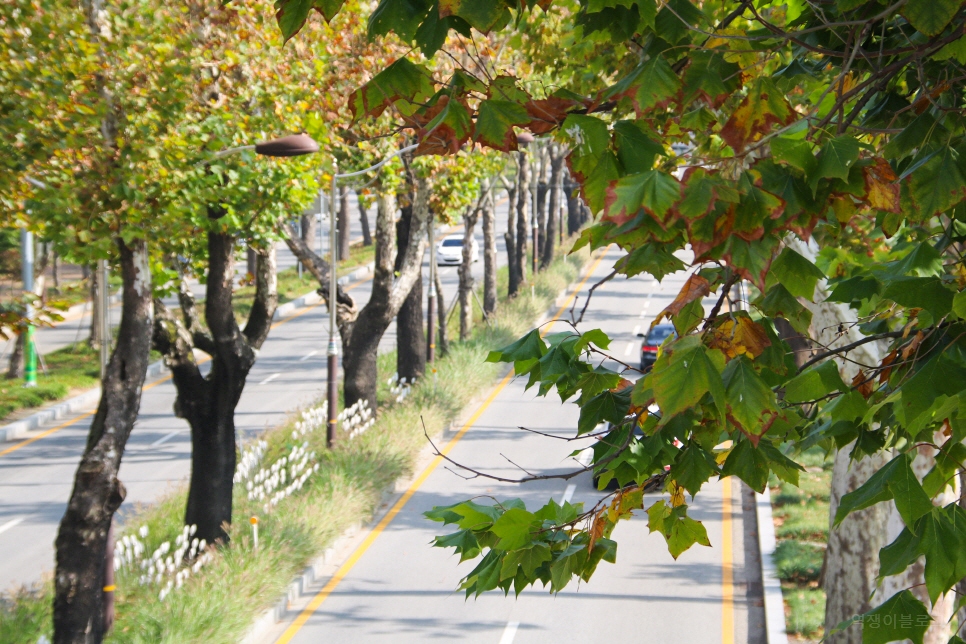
[504,172,519,298]
[357,189,373,247]
[434,267,447,355]
[482,185,498,318]
[541,146,565,269]
[152,215,277,546]
[566,178,581,235]
[535,146,548,263]
[396,201,425,384]
[54,239,152,644]
[300,212,317,251]
[459,186,485,341]
[514,150,529,291]
[346,183,428,410]
[337,184,350,261]
[88,267,101,350]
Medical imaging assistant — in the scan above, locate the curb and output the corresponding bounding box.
[756,487,789,644]
[0,263,376,443]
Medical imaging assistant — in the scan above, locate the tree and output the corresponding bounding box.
[275,0,966,638]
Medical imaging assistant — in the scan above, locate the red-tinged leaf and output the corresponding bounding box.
[861,158,900,213]
[602,170,680,226]
[721,235,780,291]
[348,59,435,123]
[313,0,346,22]
[524,97,580,134]
[657,274,711,320]
[606,57,681,116]
[688,203,736,259]
[719,78,796,153]
[474,99,530,152]
[411,96,473,156]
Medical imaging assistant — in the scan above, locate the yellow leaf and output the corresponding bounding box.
[669,480,686,507]
[706,316,771,360]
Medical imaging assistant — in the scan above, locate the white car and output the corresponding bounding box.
[436,234,479,265]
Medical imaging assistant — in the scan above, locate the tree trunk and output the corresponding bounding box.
[6,333,24,380]
[54,239,152,644]
[434,267,447,356]
[459,188,484,341]
[357,189,373,246]
[515,150,529,290]
[505,175,519,298]
[345,185,428,410]
[535,147,548,263]
[337,184,350,262]
[396,202,425,383]
[300,213,317,251]
[541,147,564,269]
[482,186,498,318]
[88,267,101,349]
[153,221,277,546]
[566,179,581,235]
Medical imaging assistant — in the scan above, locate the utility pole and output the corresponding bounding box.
[20,229,37,387]
[98,259,110,378]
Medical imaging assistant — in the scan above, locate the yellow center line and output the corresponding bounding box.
[0,274,372,458]
[722,476,734,644]
[273,246,611,644]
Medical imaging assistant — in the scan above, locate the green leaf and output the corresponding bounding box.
[878,242,944,279]
[909,145,966,218]
[604,170,680,224]
[861,590,931,644]
[672,443,719,495]
[754,284,813,334]
[878,524,922,578]
[771,137,817,175]
[651,339,726,421]
[720,439,769,493]
[881,276,954,318]
[613,121,664,174]
[434,529,481,562]
[722,357,777,439]
[664,505,712,559]
[368,0,429,41]
[573,367,622,404]
[902,0,961,36]
[452,500,501,530]
[918,505,966,603]
[784,360,847,404]
[349,58,434,121]
[616,244,688,281]
[474,100,531,151]
[578,388,631,435]
[439,0,507,32]
[491,507,537,551]
[833,454,933,527]
[826,276,881,304]
[501,543,552,580]
[810,135,860,192]
[274,0,313,41]
[770,247,825,299]
[935,35,966,64]
[486,329,546,364]
[575,328,611,353]
[550,544,586,591]
[606,57,681,115]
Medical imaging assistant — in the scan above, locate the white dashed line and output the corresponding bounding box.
[499,622,520,644]
[578,448,594,467]
[0,517,24,535]
[632,325,640,336]
[561,484,577,505]
[150,430,182,447]
[624,342,633,356]
[258,373,280,385]
[298,350,318,362]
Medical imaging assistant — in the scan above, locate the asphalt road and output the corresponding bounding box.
[0,194,515,590]
[257,245,766,644]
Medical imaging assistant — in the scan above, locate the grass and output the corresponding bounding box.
[0,236,590,644]
[771,447,834,642]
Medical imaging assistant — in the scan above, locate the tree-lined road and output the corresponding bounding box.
[258,245,765,644]
[0,195,513,590]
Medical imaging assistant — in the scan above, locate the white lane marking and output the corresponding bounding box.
[632,325,640,336]
[578,448,594,467]
[499,621,520,644]
[0,517,25,535]
[651,279,658,288]
[258,373,281,385]
[298,350,318,362]
[624,342,633,357]
[561,484,577,505]
[150,430,182,447]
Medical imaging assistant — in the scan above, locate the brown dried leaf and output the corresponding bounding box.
[851,370,874,399]
[655,274,711,323]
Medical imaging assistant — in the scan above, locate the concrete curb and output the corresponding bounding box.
[0,263,376,443]
[756,487,789,644]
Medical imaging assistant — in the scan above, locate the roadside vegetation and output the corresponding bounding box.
[0,241,589,644]
[770,448,833,642]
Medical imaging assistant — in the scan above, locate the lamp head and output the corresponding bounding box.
[254,133,319,157]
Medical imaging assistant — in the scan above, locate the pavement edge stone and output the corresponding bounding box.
[756,487,789,643]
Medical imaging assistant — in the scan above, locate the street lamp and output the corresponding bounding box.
[325,143,418,446]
